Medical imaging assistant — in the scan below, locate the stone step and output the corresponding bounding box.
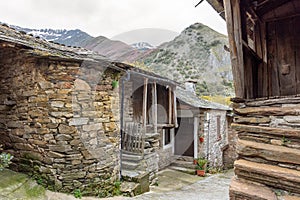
[121,152,143,162]
[235,159,300,195]
[280,195,300,200]
[176,156,195,162]
[168,166,196,175]
[120,181,140,197]
[238,139,300,165]
[121,161,139,170]
[170,160,195,169]
[230,177,277,200]
[121,171,150,196]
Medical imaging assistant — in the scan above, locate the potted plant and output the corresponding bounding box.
[195,158,208,176]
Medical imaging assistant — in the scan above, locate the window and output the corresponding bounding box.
[164,128,171,145]
[216,116,221,141]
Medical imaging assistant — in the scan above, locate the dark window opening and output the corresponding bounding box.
[164,128,171,145]
[216,116,221,141]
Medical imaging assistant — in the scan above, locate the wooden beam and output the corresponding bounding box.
[152,82,157,133]
[224,0,245,98]
[168,87,172,124]
[142,78,148,126]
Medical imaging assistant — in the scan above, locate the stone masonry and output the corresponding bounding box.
[0,46,122,196]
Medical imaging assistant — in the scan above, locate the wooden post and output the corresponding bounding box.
[141,78,148,157]
[168,87,172,124]
[224,0,244,98]
[142,78,148,126]
[152,82,157,133]
[173,90,178,128]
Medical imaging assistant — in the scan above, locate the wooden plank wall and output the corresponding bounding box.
[267,16,300,97]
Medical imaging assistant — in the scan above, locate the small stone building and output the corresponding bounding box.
[0,24,179,195]
[175,86,233,168]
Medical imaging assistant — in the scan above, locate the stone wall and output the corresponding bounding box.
[202,110,228,168]
[230,98,300,199]
[0,47,121,196]
[222,116,237,169]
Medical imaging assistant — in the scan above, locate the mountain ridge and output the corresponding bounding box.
[3,22,233,96]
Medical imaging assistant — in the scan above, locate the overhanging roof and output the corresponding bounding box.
[176,87,231,111]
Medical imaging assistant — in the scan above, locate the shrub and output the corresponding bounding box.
[0,145,13,171]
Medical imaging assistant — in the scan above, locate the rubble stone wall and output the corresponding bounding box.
[203,110,228,168]
[0,48,121,196]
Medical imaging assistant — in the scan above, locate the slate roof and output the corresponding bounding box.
[0,23,177,86]
[176,86,231,111]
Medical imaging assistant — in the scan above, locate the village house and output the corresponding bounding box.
[174,83,233,169]
[0,22,237,197]
[0,23,180,196]
[207,0,300,199]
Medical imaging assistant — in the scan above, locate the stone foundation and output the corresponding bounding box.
[230,97,300,199]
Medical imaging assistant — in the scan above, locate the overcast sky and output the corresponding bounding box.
[0,0,226,38]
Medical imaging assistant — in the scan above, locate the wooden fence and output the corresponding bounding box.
[122,122,145,154]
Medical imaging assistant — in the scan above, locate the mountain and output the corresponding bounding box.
[5,22,233,96]
[138,23,233,96]
[8,24,143,61]
[111,28,179,47]
[131,42,154,51]
[81,36,142,61]
[11,25,93,47]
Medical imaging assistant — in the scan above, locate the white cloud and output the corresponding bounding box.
[0,0,226,37]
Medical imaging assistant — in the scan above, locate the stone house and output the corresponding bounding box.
[206,0,300,199]
[0,24,179,195]
[175,86,233,168]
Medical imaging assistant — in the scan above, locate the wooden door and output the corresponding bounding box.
[175,117,194,157]
[267,16,300,96]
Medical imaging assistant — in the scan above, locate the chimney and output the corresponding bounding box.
[184,79,197,94]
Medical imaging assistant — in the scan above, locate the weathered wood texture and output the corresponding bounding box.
[224,0,244,98]
[122,122,145,154]
[235,159,300,194]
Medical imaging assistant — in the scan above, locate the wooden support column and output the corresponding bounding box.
[152,82,157,133]
[224,0,245,98]
[142,78,148,126]
[168,87,172,124]
[173,90,178,128]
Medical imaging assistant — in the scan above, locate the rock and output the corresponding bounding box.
[50,101,65,108]
[230,177,277,200]
[69,118,89,126]
[58,124,76,134]
[49,144,72,153]
[74,79,91,91]
[55,134,73,141]
[83,123,102,132]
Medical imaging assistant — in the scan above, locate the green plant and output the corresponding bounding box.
[281,136,291,146]
[73,189,82,199]
[112,181,122,196]
[196,158,208,170]
[0,145,13,171]
[112,80,118,89]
